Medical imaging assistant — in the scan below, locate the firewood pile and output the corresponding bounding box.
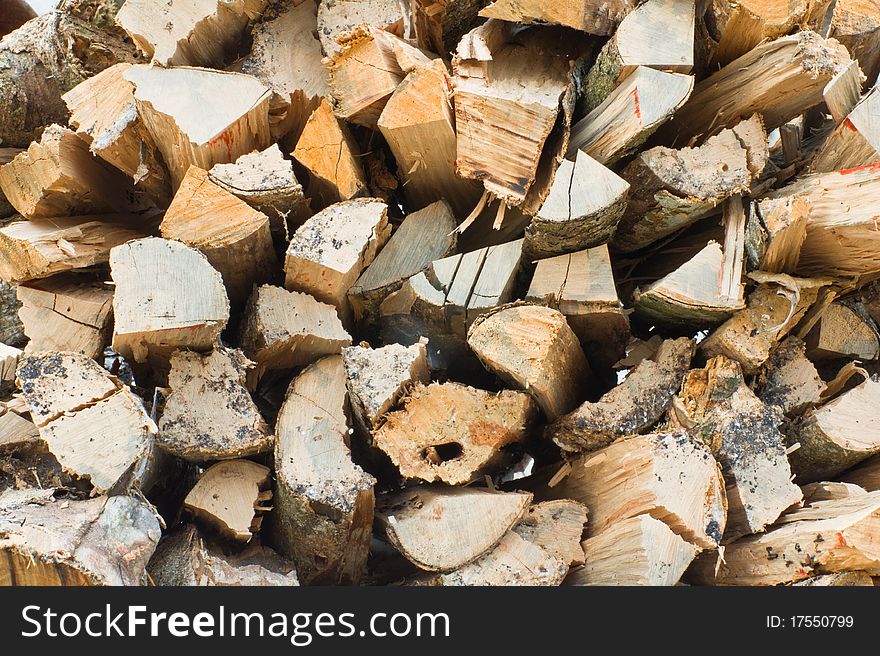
[3,0,880,588]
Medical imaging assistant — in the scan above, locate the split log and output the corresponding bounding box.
[660,31,852,145]
[184,459,272,542]
[0,410,39,453]
[546,337,695,454]
[756,337,826,416]
[0,0,141,148]
[823,60,863,125]
[348,200,457,325]
[0,343,22,394]
[675,356,803,540]
[0,489,160,586]
[569,515,698,586]
[378,61,482,216]
[208,145,307,242]
[124,65,272,190]
[160,166,278,307]
[342,341,430,432]
[0,215,144,284]
[272,355,375,585]
[788,376,880,482]
[525,246,630,371]
[62,62,172,208]
[377,485,532,572]
[17,274,114,360]
[549,432,726,549]
[116,0,268,67]
[110,237,230,367]
[842,455,880,491]
[148,524,299,586]
[801,481,868,504]
[794,571,876,586]
[828,0,880,86]
[467,305,593,421]
[0,0,36,38]
[292,97,368,207]
[687,493,880,585]
[16,352,157,493]
[523,150,630,259]
[478,0,640,35]
[373,382,537,484]
[238,285,351,381]
[0,124,140,219]
[579,0,695,115]
[411,0,484,56]
[567,66,693,166]
[158,347,273,462]
[316,0,405,56]
[745,195,811,274]
[813,84,880,173]
[805,302,880,361]
[284,199,390,323]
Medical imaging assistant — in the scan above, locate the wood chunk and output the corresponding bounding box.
[842,455,880,491]
[342,341,430,432]
[823,60,863,125]
[568,67,693,166]
[0,410,39,453]
[675,356,803,540]
[580,0,695,114]
[110,238,230,366]
[479,0,639,35]
[801,481,867,504]
[550,432,726,549]
[239,285,351,380]
[273,355,375,584]
[467,305,593,421]
[0,216,145,284]
[806,302,880,361]
[687,493,880,585]
[148,524,299,586]
[158,347,273,462]
[569,515,697,586]
[317,0,405,56]
[661,31,852,145]
[546,337,695,454]
[62,63,172,208]
[116,0,267,67]
[17,274,114,360]
[374,382,537,484]
[814,85,880,173]
[124,65,272,191]
[794,571,876,586]
[292,97,368,207]
[756,337,826,416]
[208,145,307,242]
[0,124,139,219]
[828,0,880,86]
[614,119,762,253]
[161,166,278,307]
[0,343,21,392]
[16,352,157,493]
[284,199,390,323]
[788,376,880,482]
[746,195,811,274]
[411,0,484,56]
[524,151,630,258]
[526,246,631,371]
[378,486,532,572]
[378,62,482,216]
[0,489,160,586]
[349,200,457,324]
[184,459,272,542]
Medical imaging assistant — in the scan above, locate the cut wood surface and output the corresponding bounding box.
[411,0,484,55]
[756,337,826,416]
[828,0,880,85]
[813,84,880,173]
[478,0,640,35]
[805,302,880,361]
[316,0,405,56]
[746,195,811,274]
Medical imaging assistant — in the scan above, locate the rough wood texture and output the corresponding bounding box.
[0,489,160,586]
[547,337,695,453]
[805,302,880,361]
[813,84,880,173]
[378,486,532,572]
[478,0,640,35]
[746,195,811,274]
[316,0,405,56]
[756,337,826,417]
[273,355,375,585]
[158,347,273,462]
[411,0,483,55]
[828,0,880,86]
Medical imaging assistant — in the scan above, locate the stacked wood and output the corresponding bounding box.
[805,302,880,361]
[828,0,880,86]
[756,337,826,416]
[813,84,880,173]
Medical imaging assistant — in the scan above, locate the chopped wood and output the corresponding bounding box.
[0,410,39,453]
[272,355,375,584]
[842,454,880,491]
[814,84,880,173]
[546,337,695,454]
[161,166,278,306]
[801,481,868,504]
[17,274,114,360]
[0,489,160,586]
[794,571,876,586]
[756,337,827,416]
[316,0,405,56]
[158,347,273,462]
[411,0,484,56]
[828,0,880,86]
[745,195,811,274]
[823,60,864,124]
[0,343,22,393]
[378,485,532,572]
[805,301,880,361]
[373,382,537,484]
[478,0,640,35]
[184,459,272,542]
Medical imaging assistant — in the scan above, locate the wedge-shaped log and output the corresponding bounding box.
[161,166,277,307]
[317,0,405,56]
[828,0,880,86]
[273,355,375,585]
[814,85,880,173]
[479,0,639,34]
[373,382,537,484]
[124,65,272,190]
[745,195,811,274]
[547,337,694,453]
[17,274,114,360]
[805,302,880,361]
[110,238,230,367]
[17,352,157,494]
[411,0,484,55]
[0,489,160,586]
[756,337,826,416]
[158,348,273,462]
[378,486,532,572]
